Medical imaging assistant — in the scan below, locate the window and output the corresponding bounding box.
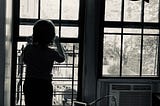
[13,0,84,106]
[102,0,160,77]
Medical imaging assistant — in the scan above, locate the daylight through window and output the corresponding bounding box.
[15,0,81,106]
[102,0,160,77]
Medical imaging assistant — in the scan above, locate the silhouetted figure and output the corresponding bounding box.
[23,20,65,106]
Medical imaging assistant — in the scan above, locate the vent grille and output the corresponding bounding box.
[109,84,152,106]
[133,85,151,90]
[119,92,151,106]
[112,85,131,90]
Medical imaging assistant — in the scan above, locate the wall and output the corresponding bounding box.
[4,0,13,105]
[81,0,102,103]
[0,0,13,105]
[0,0,6,105]
[97,79,160,106]
[81,0,97,103]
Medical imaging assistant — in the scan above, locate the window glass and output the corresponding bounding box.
[122,35,141,76]
[19,25,33,36]
[104,28,121,33]
[142,36,159,76]
[61,27,78,38]
[20,0,38,18]
[105,0,122,21]
[16,0,81,105]
[124,0,142,22]
[144,29,159,34]
[103,34,121,76]
[144,0,159,22]
[123,28,141,34]
[41,0,60,19]
[102,0,160,77]
[62,0,79,20]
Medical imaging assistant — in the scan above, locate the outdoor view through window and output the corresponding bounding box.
[102,0,159,77]
[16,0,80,106]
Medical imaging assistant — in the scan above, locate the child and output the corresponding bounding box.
[23,20,65,106]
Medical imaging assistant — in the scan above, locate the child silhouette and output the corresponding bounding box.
[23,20,65,106]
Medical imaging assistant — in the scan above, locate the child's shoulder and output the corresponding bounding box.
[25,44,33,48]
[24,44,35,51]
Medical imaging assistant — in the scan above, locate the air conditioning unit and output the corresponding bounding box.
[109,84,152,106]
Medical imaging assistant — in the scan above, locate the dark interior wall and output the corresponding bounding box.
[81,0,98,103]
[0,0,13,106]
[81,0,102,103]
[0,0,6,105]
[4,0,13,106]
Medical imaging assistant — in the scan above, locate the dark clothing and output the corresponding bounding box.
[23,44,65,106]
[23,78,53,106]
[23,44,64,81]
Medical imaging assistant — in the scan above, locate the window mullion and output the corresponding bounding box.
[140,0,145,76]
[157,0,160,76]
[38,0,40,19]
[120,0,125,76]
[59,0,62,38]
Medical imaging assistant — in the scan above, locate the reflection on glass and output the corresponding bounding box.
[122,35,141,76]
[62,0,79,20]
[41,0,59,19]
[142,36,159,76]
[144,0,159,22]
[105,0,122,21]
[20,0,38,18]
[103,35,121,76]
[124,0,141,22]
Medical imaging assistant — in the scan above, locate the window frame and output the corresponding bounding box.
[98,0,160,79]
[11,0,85,105]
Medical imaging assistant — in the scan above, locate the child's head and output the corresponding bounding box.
[33,20,55,45]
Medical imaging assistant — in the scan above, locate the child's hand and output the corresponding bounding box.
[54,36,60,44]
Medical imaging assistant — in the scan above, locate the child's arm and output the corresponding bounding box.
[54,36,66,62]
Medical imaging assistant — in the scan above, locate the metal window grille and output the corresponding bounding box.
[13,0,82,106]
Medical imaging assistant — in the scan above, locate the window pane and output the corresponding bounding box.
[62,0,79,20]
[144,0,159,22]
[20,0,38,18]
[61,27,78,38]
[142,36,159,76]
[19,25,79,38]
[103,35,121,76]
[103,0,160,77]
[123,28,141,34]
[105,0,122,21]
[124,0,141,22]
[144,29,159,34]
[122,35,141,76]
[19,25,33,36]
[41,0,60,19]
[104,28,121,33]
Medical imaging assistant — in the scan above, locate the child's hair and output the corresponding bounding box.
[32,20,55,45]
